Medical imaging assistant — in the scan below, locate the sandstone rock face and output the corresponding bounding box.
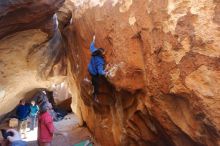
[0,0,64,39]
[0,0,220,146]
[0,0,66,116]
[65,0,220,145]
[52,81,71,105]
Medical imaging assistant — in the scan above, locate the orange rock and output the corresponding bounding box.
[0,0,65,39]
[0,0,66,116]
[65,0,220,145]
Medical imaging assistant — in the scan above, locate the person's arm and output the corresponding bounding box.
[36,105,39,113]
[45,117,55,136]
[16,106,21,120]
[90,41,98,51]
[96,57,106,76]
[90,35,98,52]
[26,106,31,117]
[16,107,19,117]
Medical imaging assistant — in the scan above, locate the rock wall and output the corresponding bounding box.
[0,0,66,116]
[0,0,220,145]
[65,0,220,146]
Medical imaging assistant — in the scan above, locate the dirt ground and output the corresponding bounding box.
[0,114,95,146]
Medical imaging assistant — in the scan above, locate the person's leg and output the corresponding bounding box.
[33,116,36,129]
[18,120,25,138]
[95,75,100,94]
[21,121,25,134]
[91,75,95,95]
[92,75,99,95]
[30,116,35,130]
[39,142,51,146]
[44,142,51,146]
[23,120,28,138]
[38,141,43,146]
[18,120,22,133]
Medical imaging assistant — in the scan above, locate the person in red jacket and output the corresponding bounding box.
[38,103,54,146]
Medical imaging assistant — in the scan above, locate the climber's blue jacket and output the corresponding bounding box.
[90,40,98,53]
[88,41,106,76]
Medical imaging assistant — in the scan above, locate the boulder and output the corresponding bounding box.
[65,0,220,145]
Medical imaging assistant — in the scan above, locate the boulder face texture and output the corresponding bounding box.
[0,0,64,39]
[65,0,220,146]
[0,0,66,116]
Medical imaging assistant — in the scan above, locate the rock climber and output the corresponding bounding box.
[16,100,30,139]
[88,35,107,102]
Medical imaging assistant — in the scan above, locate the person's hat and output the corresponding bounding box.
[40,102,48,112]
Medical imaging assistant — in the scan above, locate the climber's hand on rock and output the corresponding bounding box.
[105,64,111,71]
[93,35,96,41]
[105,71,111,78]
[6,129,21,142]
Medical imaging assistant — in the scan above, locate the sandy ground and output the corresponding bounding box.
[0,114,94,146]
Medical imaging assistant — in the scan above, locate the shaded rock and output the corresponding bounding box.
[0,0,65,39]
[0,0,66,117]
[65,0,220,146]
[57,0,74,30]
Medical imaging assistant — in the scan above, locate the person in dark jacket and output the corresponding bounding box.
[88,35,106,102]
[16,100,30,139]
